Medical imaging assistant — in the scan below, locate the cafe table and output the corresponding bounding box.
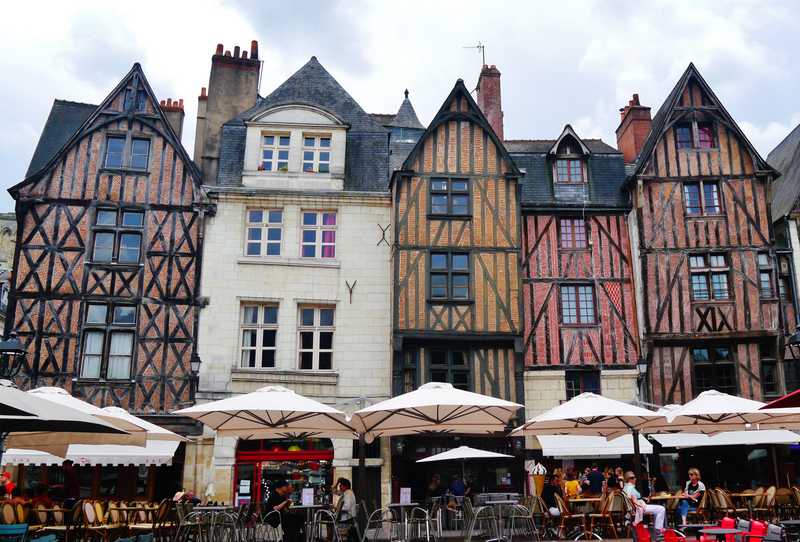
[388,502,419,541]
[700,527,743,542]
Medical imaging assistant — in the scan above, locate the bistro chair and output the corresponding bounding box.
[0,524,28,542]
[505,504,537,542]
[83,500,125,542]
[407,506,436,541]
[426,499,442,538]
[360,507,392,542]
[553,493,587,539]
[1,504,15,525]
[715,489,750,520]
[588,491,618,538]
[255,510,281,542]
[464,503,498,542]
[687,490,710,523]
[311,508,342,542]
[528,495,552,537]
[774,488,795,520]
[754,487,778,521]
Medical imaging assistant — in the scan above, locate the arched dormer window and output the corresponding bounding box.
[550,126,590,185]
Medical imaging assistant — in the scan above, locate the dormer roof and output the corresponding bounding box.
[549,124,592,155]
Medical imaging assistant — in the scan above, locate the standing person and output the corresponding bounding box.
[62,460,79,508]
[587,464,605,494]
[624,471,666,533]
[265,480,304,542]
[333,478,358,542]
[677,468,706,526]
[541,475,564,518]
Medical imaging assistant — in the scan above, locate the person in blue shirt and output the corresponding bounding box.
[623,471,665,532]
[586,464,606,494]
[449,474,466,497]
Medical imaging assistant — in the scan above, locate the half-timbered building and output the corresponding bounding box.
[509,125,640,426]
[6,64,209,497]
[391,74,524,493]
[620,64,792,404]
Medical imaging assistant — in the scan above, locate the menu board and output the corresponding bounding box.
[302,488,314,506]
[400,487,411,504]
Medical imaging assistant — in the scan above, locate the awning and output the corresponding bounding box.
[652,430,800,449]
[3,440,180,466]
[536,434,653,458]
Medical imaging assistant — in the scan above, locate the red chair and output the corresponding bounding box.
[743,520,767,542]
[635,522,652,542]
[698,517,736,542]
[664,529,688,542]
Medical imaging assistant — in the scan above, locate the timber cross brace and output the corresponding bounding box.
[345,280,357,303]
[377,223,391,247]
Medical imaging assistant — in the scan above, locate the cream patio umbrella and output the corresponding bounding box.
[510,392,662,478]
[417,445,513,481]
[638,390,769,434]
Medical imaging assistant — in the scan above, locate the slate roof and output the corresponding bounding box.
[26,100,96,177]
[370,113,396,126]
[508,133,629,210]
[388,91,425,130]
[768,122,800,219]
[217,56,389,191]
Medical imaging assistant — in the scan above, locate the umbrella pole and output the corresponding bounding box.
[632,429,642,481]
[357,434,367,501]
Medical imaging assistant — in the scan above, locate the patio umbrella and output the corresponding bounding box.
[173,385,357,439]
[416,445,512,480]
[510,392,662,478]
[639,390,768,434]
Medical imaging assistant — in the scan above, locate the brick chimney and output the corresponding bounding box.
[196,40,260,182]
[476,64,503,140]
[160,98,185,139]
[616,93,652,164]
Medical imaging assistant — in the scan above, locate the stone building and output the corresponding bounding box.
[191,44,408,507]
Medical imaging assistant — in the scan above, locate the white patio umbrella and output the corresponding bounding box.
[173,385,356,439]
[351,382,523,439]
[417,445,512,480]
[639,390,768,434]
[511,392,662,477]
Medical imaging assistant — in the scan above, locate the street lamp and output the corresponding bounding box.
[189,354,201,401]
[0,333,26,382]
[636,357,650,403]
[787,326,800,361]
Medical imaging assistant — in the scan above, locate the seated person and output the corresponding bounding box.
[564,472,581,499]
[677,468,705,525]
[541,475,564,517]
[623,471,665,533]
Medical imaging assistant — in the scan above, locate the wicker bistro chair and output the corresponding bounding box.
[774,488,796,521]
[554,493,588,539]
[129,500,176,542]
[528,495,552,537]
[715,489,750,520]
[588,491,619,538]
[0,505,15,525]
[82,500,125,542]
[686,490,710,524]
[754,487,778,522]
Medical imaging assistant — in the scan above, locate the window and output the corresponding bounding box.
[429,350,471,391]
[130,139,150,170]
[91,208,144,264]
[80,302,136,380]
[302,135,331,173]
[298,306,334,370]
[124,89,147,112]
[758,252,774,298]
[785,360,800,394]
[565,370,601,399]
[260,134,290,172]
[105,137,125,168]
[559,218,588,249]
[555,159,584,183]
[676,124,693,149]
[760,344,779,397]
[240,304,278,369]
[301,211,336,258]
[778,254,793,302]
[430,252,470,301]
[683,181,721,216]
[430,178,470,216]
[697,123,715,149]
[689,253,729,300]
[560,284,595,325]
[245,209,282,256]
[691,346,736,395]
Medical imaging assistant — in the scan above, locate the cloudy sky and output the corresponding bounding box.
[1,0,799,211]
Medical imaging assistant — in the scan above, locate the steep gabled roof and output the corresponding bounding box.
[768,122,800,219]
[505,139,618,154]
[12,63,202,196]
[630,63,775,177]
[400,79,520,176]
[389,90,425,130]
[26,100,97,178]
[548,124,591,155]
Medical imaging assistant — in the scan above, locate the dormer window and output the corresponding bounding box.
[302,134,331,173]
[556,159,584,183]
[552,136,587,184]
[675,121,717,150]
[260,134,290,172]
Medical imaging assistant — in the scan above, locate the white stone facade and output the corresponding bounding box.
[192,188,393,504]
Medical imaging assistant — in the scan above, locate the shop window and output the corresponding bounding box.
[430,178,470,216]
[565,370,600,399]
[301,211,336,259]
[80,302,136,380]
[245,209,283,257]
[91,208,144,264]
[298,306,335,370]
[560,284,595,324]
[240,304,279,369]
[760,344,779,398]
[428,349,471,391]
[692,346,736,395]
[559,218,588,249]
[689,253,729,300]
[430,252,470,301]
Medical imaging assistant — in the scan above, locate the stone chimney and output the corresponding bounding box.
[196,40,260,182]
[616,93,652,164]
[160,98,185,139]
[477,64,503,140]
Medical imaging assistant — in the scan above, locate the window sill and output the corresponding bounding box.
[427,299,474,306]
[427,214,472,220]
[84,261,143,268]
[560,323,600,328]
[99,167,150,176]
[72,377,135,384]
[685,215,725,219]
[690,298,735,304]
[560,247,590,253]
[231,368,339,385]
[237,257,340,269]
[678,148,719,152]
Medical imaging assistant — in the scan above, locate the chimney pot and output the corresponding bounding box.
[160,100,166,106]
[250,40,259,60]
[201,87,207,97]
[224,50,231,57]
[476,64,504,140]
[234,45,240,58]
[616,93,652,164]
[242,51,248,59]
[215,43,223,55]
[179,98,184,108]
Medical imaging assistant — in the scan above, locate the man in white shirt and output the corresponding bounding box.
[334,477,358,541]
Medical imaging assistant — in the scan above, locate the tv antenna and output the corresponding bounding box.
[463,41,486,66]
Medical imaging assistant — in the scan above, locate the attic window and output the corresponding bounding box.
[555,159,584,183]
[260,134,290,172]
[124,89,147,112]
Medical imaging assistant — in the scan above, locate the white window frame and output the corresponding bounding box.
[301,210,337,259]
[239,304,279,369]
[298,306,335,371]
[245,209,283,257]
[259,133,290,172]
[79,302,136,380]
[302,134,332,173]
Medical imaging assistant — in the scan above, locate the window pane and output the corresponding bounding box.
[268,210,282,223]
[430,351,447,365]
[703,182,721,214]
[431,179,448,192]
[321,244,336,258]
[107,332,133,379]
[578,286,594,323]
[302,230,316,243]
[451,254,469,271]
[561,286,577,324]
[303,212,317,226]
[119,233,141,263]
[301,308,315,326]
[319,332,333,350]
[131,139,150,169]
[431,274,447,298]
[241,348,256,368]
[304,137,315,147]
[709,254,726,267]
[319,152,330,162]
[451,180,468,192]
[267,228,281,241]
[242,330,257,348]
[93,232,114,262]
[323,213,336,226]
[320,309,334,326]
[122,211,144,227]
[278,150,289,160]
[113,306,136,324]
[760,272,773,297]
[318,163,330,173]
[96,210,117,226]
[300,331,313,349]
[452,274,469,299]
[261,350,275,368]
[266,243,280,256]
[262,135,274,146]
[684,183,701,215]
[81,331,104,378]
[431,253,447,270]
[691,348,710,362]
[279,136,290,146]
[451,351,468,366]
[711,273,729,299]
[247,228,262,241]
[698,124,714,149]
[451,195,469,215]
[431,195,448,214]
[263,306,278,324]
[689,255,705,268]
[676,125,693,149]
[86,304,107,324]
[243,306,259,324]
[302,245,316,257]
[691,274,710,300]
[262,329,276,348]
[105,137,125,168]
[304,151,314,161]
[303,162,314,172]
[758,253,770,267]
[300,351,313,370]
[319,352,332,370]
[320,138,331,147]
[322,231,335,244]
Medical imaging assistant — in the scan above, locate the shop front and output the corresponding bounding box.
[233,438,334,506]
